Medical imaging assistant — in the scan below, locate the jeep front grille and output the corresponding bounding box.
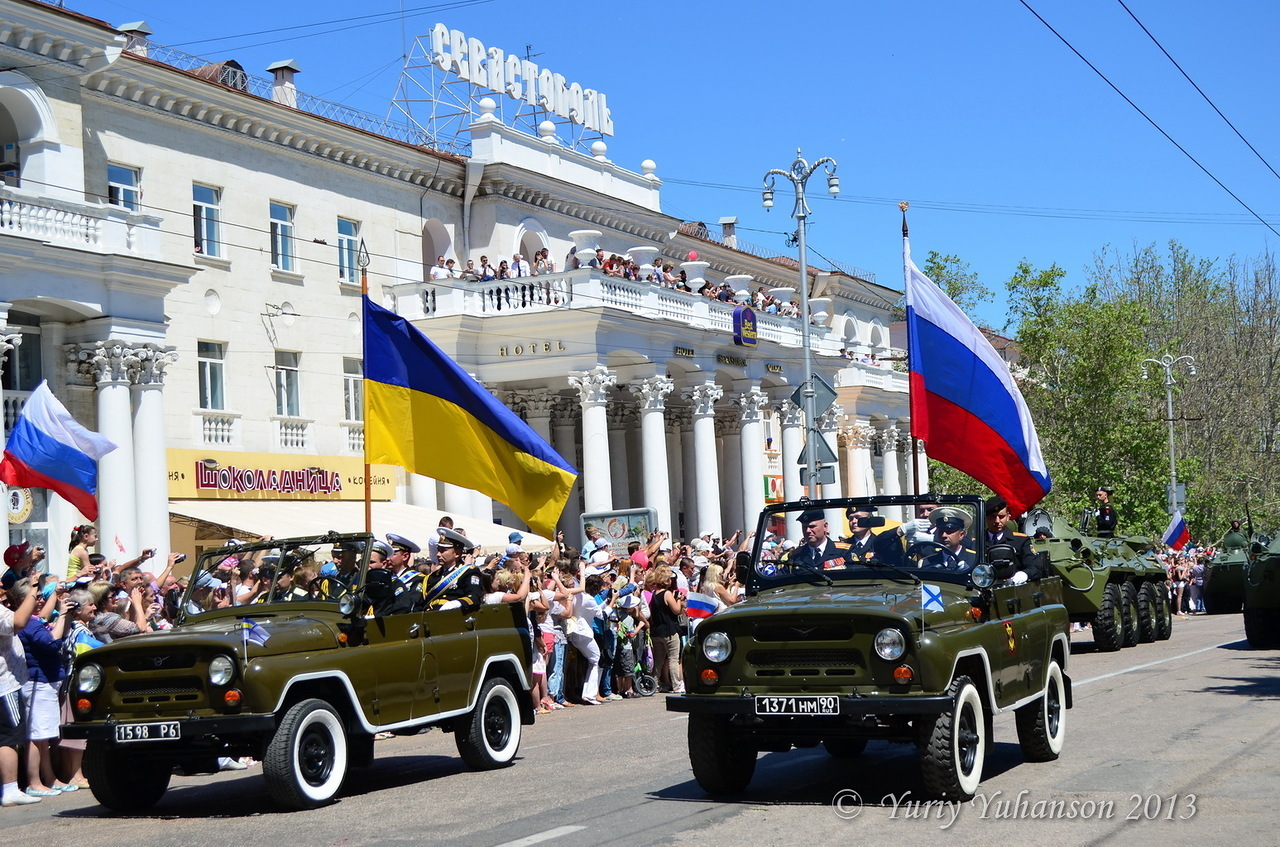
[115,676,203,705]
[752,624,853,642]
[117,653,198,672]
[747,649,864,668]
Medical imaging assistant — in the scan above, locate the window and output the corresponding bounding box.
[107,164,140,210]
[270,202,295,271]
[274,351,300,416]
[343,358,363,421]
[197,341,226,410]
[193,184,222,256]
[337,218,360,282]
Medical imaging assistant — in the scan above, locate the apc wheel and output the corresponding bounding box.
[83,742,171,812]
[1137,582,1159,643]
[264,698,348,809]
[823,737,869,758]
[1155,585,1174,641]
[456,677,522,770]
[1015,660,1066,761]
[1092,583,1124,652]
[920,676,986,801]
[688,713,757,795]
[634,673,658,697]
[1243,608,1280,649]
[1120,582,1140,648]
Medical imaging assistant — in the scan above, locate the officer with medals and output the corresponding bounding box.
[365,540,417,615]
[386,533,424,593]
[418,528,484,612]
[788,509,854,571]
[840,504,905,566]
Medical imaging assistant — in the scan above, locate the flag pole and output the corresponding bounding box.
[900,201,920,497]
[358,239,372,534]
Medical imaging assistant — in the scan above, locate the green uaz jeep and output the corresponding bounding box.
[668,495,1071,801]
[62,532,534,811]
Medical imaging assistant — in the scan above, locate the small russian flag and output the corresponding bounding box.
[685,593,718,620]
[1162,511,1191,551]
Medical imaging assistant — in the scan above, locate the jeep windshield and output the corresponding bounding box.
[747,495,986,593]
[180,532,371,618]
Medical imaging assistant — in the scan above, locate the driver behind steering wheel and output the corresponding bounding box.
[983,495,1044,585]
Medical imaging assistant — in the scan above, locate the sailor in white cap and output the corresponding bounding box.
[419,528,483,612]
[386,533,423,591]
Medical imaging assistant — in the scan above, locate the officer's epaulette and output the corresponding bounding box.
[964,547,977,555]
[834,541,852,550]
[1012,531,1028,538]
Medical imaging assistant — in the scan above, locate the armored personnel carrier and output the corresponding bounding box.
[1203,530,1249,615]
[1244,535,1280,648]
[1023,510,1172,651]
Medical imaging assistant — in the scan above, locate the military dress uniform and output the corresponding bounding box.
[1095,487,1118,538]
[419,528,484,612]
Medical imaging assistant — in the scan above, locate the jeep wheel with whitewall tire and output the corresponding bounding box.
[1092,583,1125,652]
[919,675,986,801]
[264,698,349,810]
[455,677,522,770]
[1120,582,1141,648]
[1137,582,1159,643]
[84,743,172,812]
[823,737,869,758]
[1015,659,1066,761]
[688,713,757,795]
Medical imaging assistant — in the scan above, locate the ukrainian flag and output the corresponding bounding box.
[362,296,577,538]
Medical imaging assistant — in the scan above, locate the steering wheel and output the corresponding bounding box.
[307,577,334,599]
[906,541,960,569]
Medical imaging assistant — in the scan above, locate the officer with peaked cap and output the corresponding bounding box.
[316,539,363,596]
[418,528,483,612]
[789,508,854,571]
[923,508,976,568]
[386,533,423,590]
[366,539,417,615]
[1093,486,1118,538]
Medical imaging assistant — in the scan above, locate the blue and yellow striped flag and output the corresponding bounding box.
[362,296,577,538]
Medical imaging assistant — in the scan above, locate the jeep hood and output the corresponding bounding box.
[101,612,341,656]
[738,580,974,623]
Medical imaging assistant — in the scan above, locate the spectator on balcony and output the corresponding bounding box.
[585,248,604,268]
[429,256,451,280]
[478,255,496,281]
[510,253,531,277]
[534,248,554,275]
[496,259,511,280]
[459,259,480,282]
[716,283,734,303]
[444,258,459,278]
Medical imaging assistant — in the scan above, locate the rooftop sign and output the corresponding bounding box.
[430,23,614,136]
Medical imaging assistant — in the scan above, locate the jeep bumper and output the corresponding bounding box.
[61,714,278,742]
[665,694,954,715]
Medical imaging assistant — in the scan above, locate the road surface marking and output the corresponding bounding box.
[1075,639,1240,687]
[494,825,586,847]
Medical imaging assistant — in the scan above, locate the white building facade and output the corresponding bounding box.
[0,1,915,567]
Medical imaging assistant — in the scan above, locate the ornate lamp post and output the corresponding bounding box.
[763,149,839,494]
[1142,354,1196,515]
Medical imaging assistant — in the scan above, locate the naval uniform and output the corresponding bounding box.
[419,563,484,613]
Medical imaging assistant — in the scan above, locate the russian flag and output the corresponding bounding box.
[1162,511,1190,551]
[905,238,1051,515]
[685,592,718,619]
[0,381,116,520]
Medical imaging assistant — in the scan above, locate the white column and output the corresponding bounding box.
[607,400,630,509]
[737,386,770,532]
[666,410,686,537]
[130,346,177,566]
[75,342,138,553]
[846,422,876,497]
[551,397,580,538]
[879,424,903,522]
[683,381,723,537]
[568,365,617,514]
[915,438,931,495]
[442,482,472,515]
[778,398,804,508]
[629,375,675,534]
[407,474,437,510]
[717,413,743,537]
[819,403,844,528]
[677,408,698,537]
[0,324,19,551]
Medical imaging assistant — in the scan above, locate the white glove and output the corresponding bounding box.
[1009,571,1029,586]
[905,519,931,542]
[439,600,462,611]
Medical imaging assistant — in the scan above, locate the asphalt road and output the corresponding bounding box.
[8,611,1275,847]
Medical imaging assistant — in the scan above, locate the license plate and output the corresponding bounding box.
[114,721,181,743]
[754,695,839,716]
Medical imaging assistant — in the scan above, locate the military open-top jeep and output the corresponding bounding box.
[668,495,1072,801]
[62,532,534,811]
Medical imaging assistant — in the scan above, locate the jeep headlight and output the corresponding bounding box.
[874,628,907,661]
[208,655,235,686]
[77,662,103,694]
[702,631,732,663]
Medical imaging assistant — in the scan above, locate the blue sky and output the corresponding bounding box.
[64,0,1280,328]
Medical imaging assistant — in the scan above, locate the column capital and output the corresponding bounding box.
[716,412,743,437]
[568,364,617,406]
[682,381,723,417]
[512,388,557,419]
[67,340,140,386]
[733,385,770,423]
[129,344,179,386]
[818,402,845,433]
[0,329,21,380]
[666,406,691,431]
[628,375,675,411]
[877,425,902,452]
[843,423,877,449]
[775,398,804,428]
[607,398,634,429]
[551,395,578,428]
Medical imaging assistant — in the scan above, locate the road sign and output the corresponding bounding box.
[797,437,838,467]
[790,373,837,416]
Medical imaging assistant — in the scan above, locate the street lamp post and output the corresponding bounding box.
[1142,353,1196,516]
[763,149,839,496]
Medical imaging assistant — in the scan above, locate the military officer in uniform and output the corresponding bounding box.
[789,509,854,570]
[386,533,424,592]
[921,508,976,569]
[419,528,484,612]
[983,495,1043,584]
[364,540,418,615]
[316,540,362,597]
[1094,486,1118,538]
[841,504,906,566]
